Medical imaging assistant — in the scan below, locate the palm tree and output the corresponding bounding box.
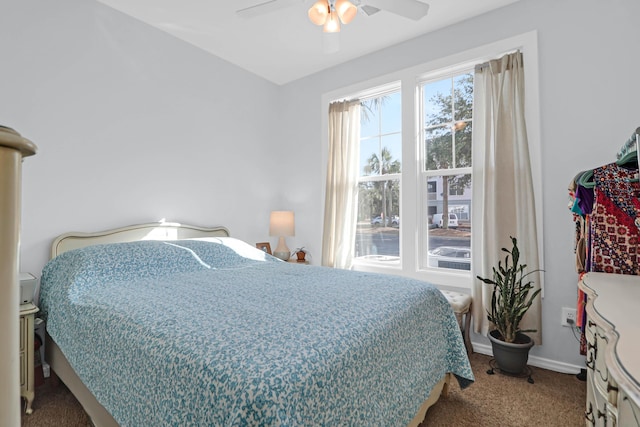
[364,147,401,225]
[361,97,386,124]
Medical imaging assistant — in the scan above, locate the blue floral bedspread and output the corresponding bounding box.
[40,238,474,426]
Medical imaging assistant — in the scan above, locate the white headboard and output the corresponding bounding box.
[51,222,230,259]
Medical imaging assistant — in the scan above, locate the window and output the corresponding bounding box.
[421,72,473,272]
[427,181,437,197]
[350,74,473,270]
[351,72,473,272]
[449,181,465,196]
[322,31,541,289]
[355,89,401,262]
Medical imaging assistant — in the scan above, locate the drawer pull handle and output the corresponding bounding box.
[586,357,595,370]
[597,367,609,383]
[585,403,595,426]
[607,383,618,393]
[588,320,596,328]
[597,409,606,422]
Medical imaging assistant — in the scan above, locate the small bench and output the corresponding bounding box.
[441,290,473,355]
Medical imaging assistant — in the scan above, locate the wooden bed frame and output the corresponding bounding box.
[44,221,451,427]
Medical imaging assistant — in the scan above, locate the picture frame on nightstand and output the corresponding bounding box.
[256,242,272,255]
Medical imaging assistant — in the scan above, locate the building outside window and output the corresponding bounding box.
[355,89,401,262]
[421,71,473,272]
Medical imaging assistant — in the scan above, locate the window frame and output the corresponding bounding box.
[320,31,542,290]
[355,87,403,265]
[418,68,474,273]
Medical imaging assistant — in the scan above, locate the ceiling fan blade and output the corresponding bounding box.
[236,0,300,19]
[364,0,429,20]
[360,5,381,16]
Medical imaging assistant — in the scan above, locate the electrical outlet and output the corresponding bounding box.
[561,307,577,327]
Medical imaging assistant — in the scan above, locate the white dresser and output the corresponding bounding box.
[0,127,37,424]
[19,302,39,414]
[580,272,640,426]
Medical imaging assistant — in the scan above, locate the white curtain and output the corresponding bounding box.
[322,100,361,269]
[471,51,543,344]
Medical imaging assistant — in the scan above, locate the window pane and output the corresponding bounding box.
[357,180,400,227]
[423,74,474,170]
[356,90,402,265]
[381,134,402,174]
[381,91,402,134]
[425,125,452,170]
[360,100,380,138]
[360,138,402,176]
[356,180,400,260]
[427,180,437,196]
[454,73,473,122]
[423,78,452,125]
[360,137,380,176]
[455,120,472,168]
[425,174,471,271]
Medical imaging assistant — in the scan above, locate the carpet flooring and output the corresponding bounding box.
[421,353,586,426]
[21,352,586,426]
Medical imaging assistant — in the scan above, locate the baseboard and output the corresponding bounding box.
[472,342,584,375]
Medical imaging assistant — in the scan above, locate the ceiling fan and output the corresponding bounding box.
[236,0,430,25]
[237,0,428,54]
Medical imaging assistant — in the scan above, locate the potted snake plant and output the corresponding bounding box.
[477,236,541,376]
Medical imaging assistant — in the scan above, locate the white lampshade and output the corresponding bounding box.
[323,7,341,33]
[269,211,295,237]
[269,211,295,261]
[335,0,357,24]
[308,0,329,26]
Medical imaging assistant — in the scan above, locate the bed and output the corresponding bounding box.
[40,222,474,426]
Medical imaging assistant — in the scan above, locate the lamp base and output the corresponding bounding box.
[273,236,290,261]
[273,251,290,261]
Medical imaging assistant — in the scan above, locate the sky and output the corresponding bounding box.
[358,76,460,175]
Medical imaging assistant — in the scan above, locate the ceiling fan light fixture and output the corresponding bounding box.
[323,6,341,33]
[308,1,329,26]
[335,0,357,24]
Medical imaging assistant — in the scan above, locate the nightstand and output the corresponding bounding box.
[287,259,310,265]
[20,302,39,415]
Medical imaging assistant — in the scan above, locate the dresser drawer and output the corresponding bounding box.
[19,316,25,351]
[580,273,640,427]
[586,319,596,371]
[592,326,609,393]
[19,303,39,415]
[617,388,640,427]
[589,321,618,405]
[19,351,26,387]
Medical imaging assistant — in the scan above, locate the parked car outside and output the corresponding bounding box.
[427,246,471,271]
[371,216,389,226]
[431,213,459,228]
[371,215,399,227]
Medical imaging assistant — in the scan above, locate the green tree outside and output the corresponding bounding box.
[424,73,473,228]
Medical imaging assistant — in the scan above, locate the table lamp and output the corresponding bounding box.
[270,211,294,261]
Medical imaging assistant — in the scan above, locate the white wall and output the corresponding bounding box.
[3,0,640,372]
[0,0,289,274]
[279,0,640,369]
